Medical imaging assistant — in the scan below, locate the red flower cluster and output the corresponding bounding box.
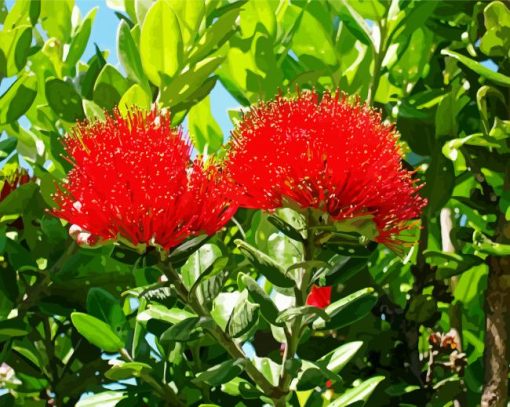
[1,169,30,202]
[225,90,426,245]
[306,285,332,309]
[52,109,237,250]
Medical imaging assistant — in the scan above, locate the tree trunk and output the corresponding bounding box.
[481,163,510,407]
[481,254,510,407]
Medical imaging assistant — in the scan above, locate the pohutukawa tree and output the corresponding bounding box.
[49,90,425,406]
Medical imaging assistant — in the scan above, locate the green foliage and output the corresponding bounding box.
[1,0,509,406]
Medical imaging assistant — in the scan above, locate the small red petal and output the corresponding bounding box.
[306,285,332,309]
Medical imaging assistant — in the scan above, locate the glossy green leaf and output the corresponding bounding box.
[227,294,260,338]
[45,78,84,122]
[317,341,363,374]
[64,7,97,73]
[235,239,295,288]
[167,0,205,48]
[86,287,127,338]
[314,288,378,330]
[0,318,29,339]
[238,273,281,326]
[442,49,510,87]
[105,361,153,381]
[40,0,73,43]
[334,0,373,47]
[276,305,330,325]
[188,95,223,154]
[221,377,260,399]
[83,99,106,121]
[160,55,224,107]
[137,304,195,325]
[0,25,32,78]
[480,1,510,57]
[189,8,240,63]
[195,359,245,387]
[118,84,151,115]
[330,376,385,406]
[117,20,149,86]
[0,74,37,125]
[181,243,221,290]
[76,391,127,407]
[0,137,16,159]
[71,312,124,352]
[140,0,183,86]
[93,64,131,110]
[160,316,200,342]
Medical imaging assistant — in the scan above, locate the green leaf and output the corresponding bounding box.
[188,8,240,63]
[238,273,281,326]
[189,256,229,298]
[235,239,295,288]
[118,84,151,115]
[167,0,205,48]
[0,74,37,125]
[181,243,221,290]
[168,235,209,268]
[405,294,438,323]
[314,288,378,330]
[40,0,73,43]
[3,0,39,28]
[105,361,153,381]
[64,7,97,74]
[76,391,127,407]
[195,359,244,387]
[93,64,131,110]
[137,304,195,325]
[221,377,260,399]
[86,287,127,338]
[160,316,200,342]
[330,376,385,407]
[71,312,124,352]
[267,215,305,242]
[441,49,510,87]
[0,137,16,159]
[140,0,183,86]
[335,0,373,47]
[252,357,281,387]
[211,292,241,330]
[480,1,510,57]
[83,99,106,121]
[160,55,224,107]
[276,305,330,325]
[45,78,85,122]
[317,341,363,374]
[0,25,32,78]
[423,148,455,215]
[0,318,29,340]
[226,293,260,338]
[117,20,149,86]
[188,95,223,154]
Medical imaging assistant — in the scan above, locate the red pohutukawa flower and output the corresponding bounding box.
[1,169,30,202]
[225,90,426,246]
[306,285,332,309]
[52,109,237,250]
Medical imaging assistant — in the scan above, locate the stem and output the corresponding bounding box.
[274,210,315,406]
[366,20,387,106]
[162,261,279,398]
[120,347,184,407]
